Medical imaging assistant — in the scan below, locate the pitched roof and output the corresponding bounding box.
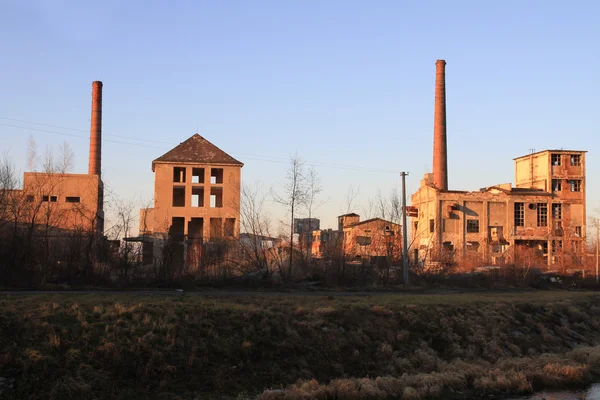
[152,134,243,170]
[345,218,401,228]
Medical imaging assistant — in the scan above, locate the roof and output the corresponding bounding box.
[338,213,360,218]
[152,134,243,170]
[484,185,551,196]
[514,149,586,160]
[345,218,401,228]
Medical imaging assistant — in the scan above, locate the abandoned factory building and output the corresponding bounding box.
[136,133,243,265]
[409,60,586,269]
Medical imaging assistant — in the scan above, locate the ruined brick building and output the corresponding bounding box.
[0,81,105,237]
[137,134,243,264]
[409,60,586,269]
[312,213,403,262]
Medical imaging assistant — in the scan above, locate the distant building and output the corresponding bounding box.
[312,214,402,263]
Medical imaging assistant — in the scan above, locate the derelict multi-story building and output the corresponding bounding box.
[138,134,243,264]
[409,60,586,269]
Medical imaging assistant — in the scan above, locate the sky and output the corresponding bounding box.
[1,0,599,233]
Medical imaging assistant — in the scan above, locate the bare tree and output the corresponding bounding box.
[303,167,323,258]
[344,185,360,214]
[58,141,74,173]
[272,153,306,280]
[42,145,54,173]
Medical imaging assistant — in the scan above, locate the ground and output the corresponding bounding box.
[2,290,600,399]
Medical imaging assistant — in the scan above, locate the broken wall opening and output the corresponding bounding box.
[173,186,186,207]
[169,217,185,241]
[192,168,205,184]
[210,187,223,208]
[188,218,204,240]
[210,218,223,238]
[224,218,235,237]
[211,168,224,184]
[191,187,204,207]
[173,167,186,183]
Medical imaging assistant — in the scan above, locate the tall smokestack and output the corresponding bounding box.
[432,59,448,190]
[88,81,103,177]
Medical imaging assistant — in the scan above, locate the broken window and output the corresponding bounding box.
[552,240,563,253]
[442,241,454,251]
[551,154,561,166]
[66,196,80,203]
[172,186,186,207]
[26,195,34,202]
[575,226,582,237]
[570,154,581,166]
[188,218,204,240]
[572,241,580,252]
[173,167,186,183]
[224,218,235,237]
[210,168,223,184]
[554,220,563,236]
[210,187,223,208]
[429,219,434,233]
[514,202,524,227]
[568,180,581,192]
[552,203,562,219]
[467,219,479,233]
[537,203,548,227]
[191,187,204,207]
[466,241,480,251]
[210,217,223,238]
[552,179,562,192]
[192,168,205,184]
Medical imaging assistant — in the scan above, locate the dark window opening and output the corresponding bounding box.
[552,240,563,253]
[66,196,80,203]
[552,179,562,192]
[210,168,224,184]
[442,241,454,251]
[467,241,480,251]
[413,221,418,230]
[569,180,581,192]
[192,168,205,184]
[169,217,185,241]
[50,195,57,202]
[210,217,223,238]
[429,219,434,233]
[26,195,34,202]
[514,202,524,227]
[570,154,581,166]
[551,154,561,166]
[552,203,562,219]
[537,203,548,227]
[173,186,186,207]
[224,218,235,237]
[42,195,49,202]
[210,187,223,208]
[191,187,204,207]
[467,219,480,233]
[188,218,204,240]
[173,167,186,183]
[575,226,582,237]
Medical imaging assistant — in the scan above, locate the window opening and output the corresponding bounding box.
[191,187,204,207]
[551,154,561,166]
[569,180,581,192]
[467,219,480,233]
[514,202,524,227]
[570,154,581,166]
[210,168,223,184]
[192,168,205,184]
[173,167,186,183]
[552,203,562,219]
[210,187,223,208]
[224,218,235,237]
[537,203,548,227]
[552,179,562,191]
[429,219,434,233]
[66,196,80,203]
[172,186,186,207]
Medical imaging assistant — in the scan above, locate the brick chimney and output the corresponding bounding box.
[432,60,448,190]
[88,81,103,177]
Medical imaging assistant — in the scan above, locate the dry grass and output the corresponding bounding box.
[0,291,600,399]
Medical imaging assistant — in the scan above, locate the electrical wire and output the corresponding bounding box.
[0,117,402,174]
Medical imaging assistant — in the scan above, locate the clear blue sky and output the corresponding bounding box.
[1,0,598,232]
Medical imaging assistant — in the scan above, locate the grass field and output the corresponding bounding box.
[2,290,600,399]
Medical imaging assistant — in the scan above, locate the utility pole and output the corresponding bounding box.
[401,172,409,285]
[596,222,600,285]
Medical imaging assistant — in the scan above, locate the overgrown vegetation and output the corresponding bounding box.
[2,291,600,399]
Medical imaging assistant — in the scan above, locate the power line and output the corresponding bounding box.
[0,118,401,174]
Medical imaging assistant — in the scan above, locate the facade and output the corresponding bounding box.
[312,214,402,262]
[138,134,243,264]
[410,59,586,270]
